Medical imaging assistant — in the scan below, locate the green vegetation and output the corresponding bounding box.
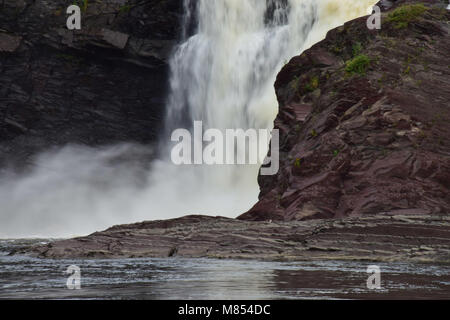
[119,4,132,14]
[352,42,362,57]
[291,75,300,91]
[310,129,318,138]
[345,54,371,75]
[377,73,387,86]
[56,53,81,62]
[294,158,302,169]
[304,76,319,92]
[386,3,428,29]
[331,45,343,55]
[73,0,89,12]
[403,65,411,75]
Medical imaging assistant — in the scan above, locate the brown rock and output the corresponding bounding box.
[15,214,450,263]
[0,33,21,52]
[239,1,450,222]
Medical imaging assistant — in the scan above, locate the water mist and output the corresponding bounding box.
[0,0,377,238]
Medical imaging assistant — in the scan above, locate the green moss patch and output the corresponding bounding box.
[386,4,428,29]
[304,76,319,93]
[73,0,89,12]
[345,54,371,75]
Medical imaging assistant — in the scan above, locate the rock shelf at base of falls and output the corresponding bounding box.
[14,214,450,263]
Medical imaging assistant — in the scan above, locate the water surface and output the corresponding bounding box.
[0,239,449,299]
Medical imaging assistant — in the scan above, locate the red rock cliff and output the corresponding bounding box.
[240,0,450,221]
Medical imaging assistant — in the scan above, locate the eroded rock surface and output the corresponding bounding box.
[15,214,450,263]
[240,0,450,222]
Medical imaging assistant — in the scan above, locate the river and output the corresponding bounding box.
[1,239,449,299]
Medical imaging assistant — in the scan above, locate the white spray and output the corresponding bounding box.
[0,0,377,238]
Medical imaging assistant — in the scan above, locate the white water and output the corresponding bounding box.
[0,0,377,238]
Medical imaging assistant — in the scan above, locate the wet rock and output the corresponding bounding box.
[0,0,183,167]
[16,214,450,263]
[0,33,22,52]
[100,29,130,50]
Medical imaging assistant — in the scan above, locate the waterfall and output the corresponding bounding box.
[0,0,377,238]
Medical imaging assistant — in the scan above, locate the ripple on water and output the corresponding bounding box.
[0,239,449,299]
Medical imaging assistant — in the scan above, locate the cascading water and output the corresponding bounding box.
[0,0,377,238]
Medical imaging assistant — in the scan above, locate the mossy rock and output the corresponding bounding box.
[345,54,371,75]
[386,3,428,29]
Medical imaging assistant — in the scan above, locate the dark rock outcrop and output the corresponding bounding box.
[16,214,450,263]
[0,0,183,167]
[239,0,450,222]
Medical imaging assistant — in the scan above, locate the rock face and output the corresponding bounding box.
[0,0,182,167]
[16,214,450,263]
[239,0,450,222]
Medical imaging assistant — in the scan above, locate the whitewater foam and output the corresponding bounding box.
[0,0,377,238]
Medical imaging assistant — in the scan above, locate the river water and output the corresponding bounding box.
[1,239,449,299]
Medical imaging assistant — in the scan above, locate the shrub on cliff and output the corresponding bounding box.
[386,3,428,29]
[345,54,371,75]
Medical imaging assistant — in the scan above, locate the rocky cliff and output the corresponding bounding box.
[240,0,450,221]
[0,0,182,167]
